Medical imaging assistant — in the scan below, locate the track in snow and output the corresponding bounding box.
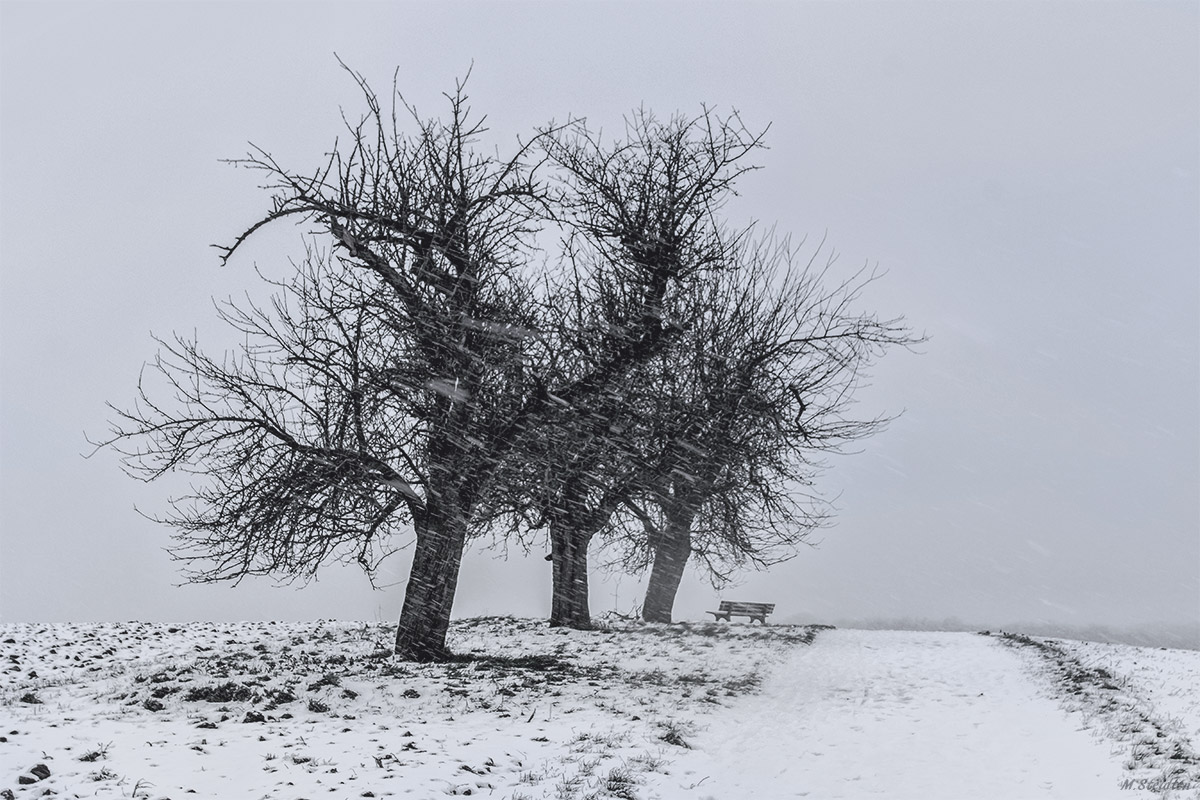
[661,629,1170,799]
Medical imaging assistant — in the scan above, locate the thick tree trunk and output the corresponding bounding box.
[641,506,695,623]
[394,498,468,661]
[549,521,594,629]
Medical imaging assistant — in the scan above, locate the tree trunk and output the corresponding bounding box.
[641,505,695,623]
[394,497,468,661]
[549,521,595,629]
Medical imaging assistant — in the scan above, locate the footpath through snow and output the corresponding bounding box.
[659,629,1152,800]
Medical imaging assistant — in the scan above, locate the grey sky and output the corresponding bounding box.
[1,2,1196,635]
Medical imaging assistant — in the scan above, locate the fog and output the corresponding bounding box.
[1,2,1196,645]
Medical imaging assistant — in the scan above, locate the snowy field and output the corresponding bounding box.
[2,618,1198,799]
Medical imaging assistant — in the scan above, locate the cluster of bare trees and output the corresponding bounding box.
[96,71,915,661]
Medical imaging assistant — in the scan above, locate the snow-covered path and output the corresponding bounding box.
[665,629,1141,799]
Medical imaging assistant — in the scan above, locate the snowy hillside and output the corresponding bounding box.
[2,618,1197,799]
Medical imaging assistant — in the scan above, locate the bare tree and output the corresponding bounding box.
[95,70,561,661]
[517,108,766,629]
[607,235,918,623]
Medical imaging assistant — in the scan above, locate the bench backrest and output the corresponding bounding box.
[718,601,775,614]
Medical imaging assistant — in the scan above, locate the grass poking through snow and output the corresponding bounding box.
[1,615,823,799]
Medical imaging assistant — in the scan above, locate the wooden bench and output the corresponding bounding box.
[706,601,775,624]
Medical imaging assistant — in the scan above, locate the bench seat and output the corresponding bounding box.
[706,601,775,624]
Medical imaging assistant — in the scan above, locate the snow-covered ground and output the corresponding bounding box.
[2,618,1197,799]
[990,632,1200,798]
[1054,639,1200,746]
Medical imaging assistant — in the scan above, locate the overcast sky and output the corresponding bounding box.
[1,1,1196,638]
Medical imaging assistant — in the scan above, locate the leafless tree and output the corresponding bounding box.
[606,234,919,623]
[96,69,567,660]
[516,109,767,629]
